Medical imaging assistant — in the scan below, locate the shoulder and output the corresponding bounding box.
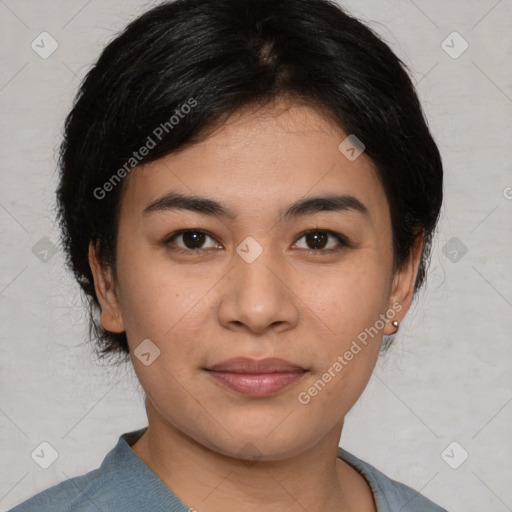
[7,466,114,512]
[338,448,449,512]
[8,429,163,512]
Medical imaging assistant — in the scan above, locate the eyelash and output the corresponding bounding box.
[163,229,350,255]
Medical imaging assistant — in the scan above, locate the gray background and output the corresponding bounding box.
[1,1,511,510]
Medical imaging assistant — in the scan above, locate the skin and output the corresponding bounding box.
[89,98,423,512]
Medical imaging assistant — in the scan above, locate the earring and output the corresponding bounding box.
[380,320,400,353]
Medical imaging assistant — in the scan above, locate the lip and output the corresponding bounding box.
[206,357,306,373]
[205,357,307,397]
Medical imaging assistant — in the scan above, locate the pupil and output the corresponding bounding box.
[184,231,204,249]
[181,231,328,250]
[307,231,327,249]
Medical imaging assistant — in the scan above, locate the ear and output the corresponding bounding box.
[88,241,125,333]
[384,230,424,335]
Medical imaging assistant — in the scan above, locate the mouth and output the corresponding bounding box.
[204,357,308,397]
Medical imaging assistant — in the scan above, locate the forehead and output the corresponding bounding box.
[119,100,389,224]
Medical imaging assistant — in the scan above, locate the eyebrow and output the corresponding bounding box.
[143,191,370,221]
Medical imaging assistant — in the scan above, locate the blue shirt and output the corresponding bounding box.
[9,427,448,511]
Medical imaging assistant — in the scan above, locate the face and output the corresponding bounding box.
[89,99,421,461]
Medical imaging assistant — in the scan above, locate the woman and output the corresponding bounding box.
[10,0,447,510]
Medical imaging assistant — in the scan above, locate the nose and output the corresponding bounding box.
[217,243,300,335]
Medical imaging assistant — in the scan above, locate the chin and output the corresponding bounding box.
[197,424,317,463]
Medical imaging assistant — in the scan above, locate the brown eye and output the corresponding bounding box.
[305,231,328,249]
[166,230,220,251]
[294,229,348,253]
[181,231,206,249]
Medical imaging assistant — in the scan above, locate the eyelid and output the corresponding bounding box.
[165,229,221,251]
[164,228,350,254]
[293,229,350,252]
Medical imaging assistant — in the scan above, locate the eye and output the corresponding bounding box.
[293,229,348,253]
[164,228,349,255]
[165,229,221,253]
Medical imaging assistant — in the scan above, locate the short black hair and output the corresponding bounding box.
[56,0,443,363]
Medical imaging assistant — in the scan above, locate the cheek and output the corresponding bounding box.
[306,254,392,339]
[297,255,391,399]
[115,242,209,341]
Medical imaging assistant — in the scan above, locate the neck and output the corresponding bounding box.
[129,399,375,512]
